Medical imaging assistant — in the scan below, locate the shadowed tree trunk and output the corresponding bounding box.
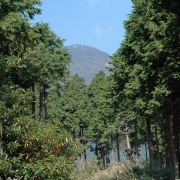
[105,141,110,168]
[162,120,167,168]
[44,87,48,120]
[135,119,139,166]
[116,130,120,163]
[155,122,160,168]
[173,101,180,177]
[111,136,115,165]
[101,143,105,169]
[172,101,180,179]
[164,100,179,180]
[145,141,148,163]
[146,118,155,169]
[39,85,44,120]
[32,83,36,119]
[95,142,99,165]
[79,128,85,170]
[84,149,87,166]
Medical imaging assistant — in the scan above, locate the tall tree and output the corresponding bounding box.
[48,74,89,169]
[87,71,116,168]
[110,0,180,178]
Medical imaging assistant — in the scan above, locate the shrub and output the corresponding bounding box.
[0,118,83,179]
[133,166,170,180]
[72,161,137,180]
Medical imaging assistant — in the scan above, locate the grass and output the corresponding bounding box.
[71,161,170,180]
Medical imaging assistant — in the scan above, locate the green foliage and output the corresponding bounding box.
[0,0,41,56]
[48,74,88,134]
[1,0,180,178]
[72,162,170,180]
[110,0,180,178]
[0,0,81,179]
[72,162,138,180]
[0,117,83,179]
[87,71,115,142]
[133,167,170,180]
[66,44,109,84]
[0,82,82,179]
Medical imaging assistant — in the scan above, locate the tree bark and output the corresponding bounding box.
[172,102,180,179]
[125,124,131,149]
[162,120,167,168]
[164,100,179,180]
[135,119,139,166]
[84,149,87,165]
[44,88,48,120]
[101,144,105,169]
[105,142,110,168]
[116,131,120,164]
[111,136,115,165]
[39,85,44,120]
[145,141,148,163]
[32,83,36,119]
[125,121,132,160]
[155,122,160,168]
[80,152,85,170]
[79,128,85,170]
[146,118,155,169]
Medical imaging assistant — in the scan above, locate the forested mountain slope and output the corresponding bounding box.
[66,44,110,83]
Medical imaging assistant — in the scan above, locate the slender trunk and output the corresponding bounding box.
[164,114,173,177]
[80,152,85,170]
[101,144,105,168]
[164,100,180,180]
[95,142,98,161]
[125,124,131,149]
[84,149,87,165]
[32,83,36,119]
[162,120,167,168]
[172,102,180,179]
[146,118,155,169]
[0,124,3,154]
[125,121,132,160]
[80,128,85,170]
[135,119,139,166]
[178,102,180,176]
[145,141,148,163]
[116,131,120,163]
[105,142,110,168]
[155,122,160,168]
[111,148,114,165]
[166,114,178,180]
[95,142,100,167]
[44,88,48,120]
[111,136,115,165]
[39,85,44,120]
[163,149,166,168]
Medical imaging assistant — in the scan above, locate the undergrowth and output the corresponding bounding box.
[71,161,170,180]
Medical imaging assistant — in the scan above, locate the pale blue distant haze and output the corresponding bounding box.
[32,0,133,55]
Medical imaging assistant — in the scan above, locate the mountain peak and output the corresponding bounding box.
[67,44,108,54]
[66,44,110,84]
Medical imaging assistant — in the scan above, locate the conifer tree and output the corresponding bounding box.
[110,0,180,178]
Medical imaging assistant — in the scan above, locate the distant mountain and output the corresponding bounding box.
[66,44,110,84]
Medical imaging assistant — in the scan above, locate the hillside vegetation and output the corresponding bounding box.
[66,44,109,83]
[0,0,180,179]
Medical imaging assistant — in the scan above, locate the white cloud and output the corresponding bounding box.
[94,25,112,39]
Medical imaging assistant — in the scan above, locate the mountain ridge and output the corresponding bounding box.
[66,44,110,84]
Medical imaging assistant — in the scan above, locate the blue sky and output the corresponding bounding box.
[32,0,133,55]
